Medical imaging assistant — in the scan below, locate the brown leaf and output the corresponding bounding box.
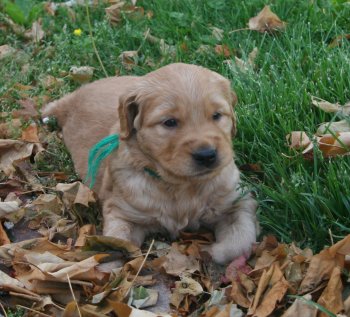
[152,243,200,276]
[75,224,96,247]
[253,276,289,317]
[69,66,94,84]
[24,20,45,42]
[0,139,38,175]
[299,235,350,293]
[21,122,40,143]
[119,51,138,70]
[105,1,125,25]
[317,119,350,136]
[281,294,317,317]
[12,98,39,119]
[215,44,231,57]
[108,300,172,316]
[0,222,10,245]
[328,34,350,48]
[56,181,96,207]
[248,6,286,33]
[286,131,311,150]
[317,266,344,317]
[230,281,251,308]
[311,96,350,115]
[0,44,16,60]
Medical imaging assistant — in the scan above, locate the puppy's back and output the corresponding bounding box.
[42,76,139,186]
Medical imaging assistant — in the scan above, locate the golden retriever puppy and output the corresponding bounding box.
[42,63,257,264]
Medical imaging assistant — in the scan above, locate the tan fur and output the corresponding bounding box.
[43,63,257,264]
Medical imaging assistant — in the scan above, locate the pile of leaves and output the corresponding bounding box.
[1,205,350,317]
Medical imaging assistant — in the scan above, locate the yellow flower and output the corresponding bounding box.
[73,28,82,36]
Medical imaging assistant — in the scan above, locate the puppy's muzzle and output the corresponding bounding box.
[192,147,217,168]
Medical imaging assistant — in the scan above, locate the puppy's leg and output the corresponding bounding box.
[205,194,258,264]
[103,202,146,247]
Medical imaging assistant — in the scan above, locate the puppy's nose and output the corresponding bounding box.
[192,147,217,167]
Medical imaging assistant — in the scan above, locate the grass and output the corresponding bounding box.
[1,0,350,252]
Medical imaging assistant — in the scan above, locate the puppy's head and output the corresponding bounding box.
[119,63,237,181]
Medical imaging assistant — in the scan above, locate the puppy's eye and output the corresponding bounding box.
[163,118,178,128]
[212,112,222,121]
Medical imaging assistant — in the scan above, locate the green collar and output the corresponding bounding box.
[86,134,160,188]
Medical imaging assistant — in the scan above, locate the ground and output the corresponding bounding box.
[0,0,350,316]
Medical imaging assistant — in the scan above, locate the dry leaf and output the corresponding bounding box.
[286,131,311,149]
[21,123,40,143]
[248,6,286,33]
[0,44,16,60]
[215,44,231,57]
[56,181,96,207]
[317,119,350,136]
[25,20,45,42]
[281,294,317,317]
[317,266,344,317]
[105,2,125,25]
[0,139,38,175]
[0,201,20,217]
[108,301,172,316]
[211,27,224,41]
[75,224,96,247]
[69,66,94,83]
[299,235,350,293]
[311,96,350,115]
[12,99,39,119]
[145,32,176,57]
[119,51,138,70]
[0,222,10,245]
[153,244,200,276]
[328,34,350,48]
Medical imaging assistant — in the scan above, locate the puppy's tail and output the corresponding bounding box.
[41,94,73,126]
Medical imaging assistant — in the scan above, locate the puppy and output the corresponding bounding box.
[43,63,257,264]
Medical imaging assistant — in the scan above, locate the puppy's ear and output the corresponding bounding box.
[118,92,139,140]
[230,91,238,138]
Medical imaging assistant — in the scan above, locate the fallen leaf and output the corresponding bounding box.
[311,96,350,115]
[328,34,350,48]
[128,286,158,309]
[0,44,16,60]
[211,27,224,41]
[144,32,176,57]
[25,20,45,42]
[0,139,41,176]
[12,99,39,119]
[317,119,350,135]
[21,122,40,143]
[0,201,20,218]
[215,44,231,57]
[108,301,172,316]
[119,51,138,70]
[75,224,96,247]
[0,222,10,245]
[281,294,317,317]
[153,243,200,276]
[317,266,344,317]
[226,47,258,73]
[56,181,96,207]
[248,6,286,33]
[105,1,126,25]
[299,235,350,293]
[69,66,94,84]
[286,131,311,149]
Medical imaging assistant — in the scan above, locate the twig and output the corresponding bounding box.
[67,274,82,317]
[16,305,51,317]
[0,302,8,317]
[85,0,108,77]
[229,27,250,34]
[328,228,334,245]
[126,239,155,296]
